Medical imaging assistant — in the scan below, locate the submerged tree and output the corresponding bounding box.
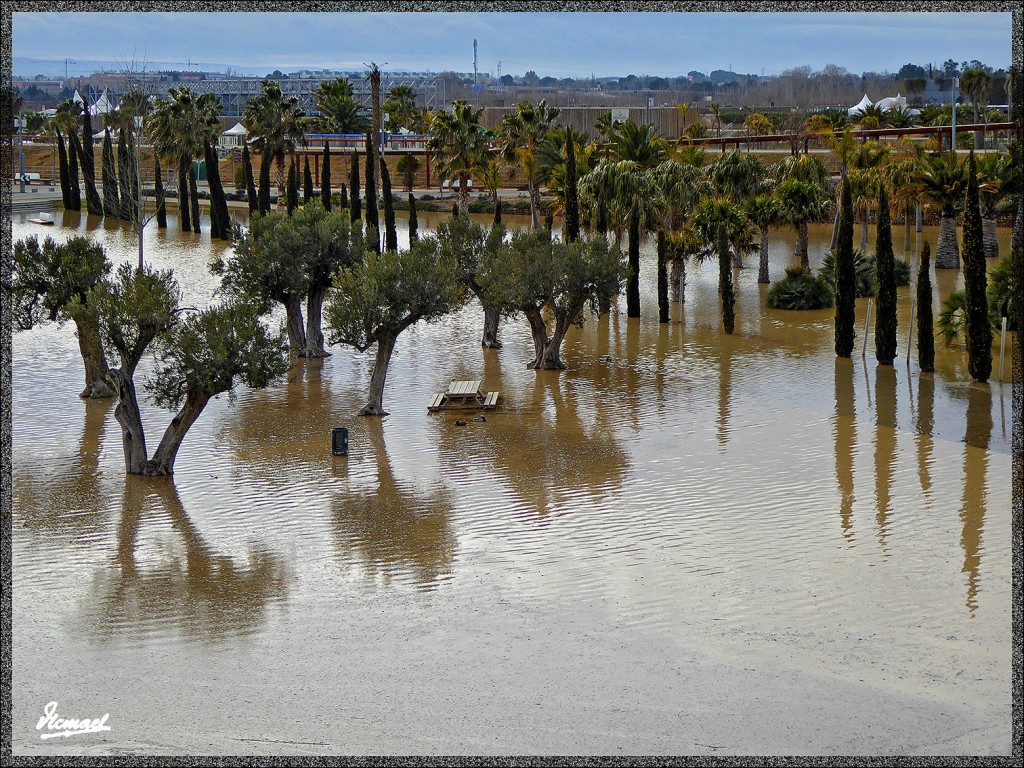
[11,236,116,398]
[962,151,992,382]
[78,95,103,216]
[487,228,626,369]
[326,236,467,415]
[834,173,856,358]
[364,132,380,252]
[408,193,419,243]
[916,242,935,372]
[101,128,121,217]
[436,215,505,348]
[217,201,360,358]
[154,157,168,228]
[916,151,966,269]
[874,180,898,365]
[94,263,288,475]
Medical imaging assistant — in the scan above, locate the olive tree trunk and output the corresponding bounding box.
[524,304,550,369]
[482,305,502,349]
[147,391,212,475]
[109,369,149,475]
[303,286,329,358]
[359,331,398,416]
[284,295,307,358]
[73,312,116,398]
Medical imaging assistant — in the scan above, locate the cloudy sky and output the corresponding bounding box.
[11,10,1013,79]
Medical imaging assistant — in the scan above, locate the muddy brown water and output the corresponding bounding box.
[10,210,1014,755]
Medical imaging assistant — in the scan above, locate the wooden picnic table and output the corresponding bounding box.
[428,380,500,412]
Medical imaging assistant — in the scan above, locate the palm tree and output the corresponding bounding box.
[886,153,924,253]
[499,99,561,229]
[916,151,967,268]
[776,179,832,270]
[427,100,489,214]
[312,77,370,134]
[244,80,306,203]
[743,192,783,283]
[382,84,420,133]
[976,151,1015,259]
[692,196,751,333]
[147,87,221,234]
[959,67,992,148]
[652,159,703,319]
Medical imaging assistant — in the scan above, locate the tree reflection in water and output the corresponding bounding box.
[330,420,457,589]
[833,358,857,543]
[873,365,898,557]
[960,383,992,616]
[14,398,114,543]
[434,368,630,519]
[82,477,289,643]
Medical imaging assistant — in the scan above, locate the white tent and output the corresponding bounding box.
[91,89,113,116]
[848,94,872,116]
[874,93,908,112]
[219,122,248,148]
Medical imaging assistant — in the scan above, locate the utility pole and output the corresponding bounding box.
[951,76,959,152]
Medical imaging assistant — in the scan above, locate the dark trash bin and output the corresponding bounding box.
[331,427,349,456]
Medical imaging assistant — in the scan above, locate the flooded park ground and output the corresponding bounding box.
[9,209,1014,755]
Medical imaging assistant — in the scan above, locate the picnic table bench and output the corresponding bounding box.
[428,380,500,412]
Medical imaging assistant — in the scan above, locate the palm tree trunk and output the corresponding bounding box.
[657,230,669,323]
[797,222,810,270]
[626,213,641,318]
[188,163,201,233]
[758,227,770,284]
[178,156,191,232]
[935,212,960,269]
[860,205,869,252]
[981,217,999,259]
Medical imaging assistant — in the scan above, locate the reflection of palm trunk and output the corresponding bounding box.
[873,365,897,554]
[915,374,934,501]
[834,358,856,540]
[960,384,992,614]
[717,347,732,449]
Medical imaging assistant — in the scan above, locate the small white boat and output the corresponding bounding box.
[28,212,55,225]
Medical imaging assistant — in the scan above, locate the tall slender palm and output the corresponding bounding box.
[976,151,1015,259]
[244,80,306,202]
[692,196,751,334]
[499,99,561,229]
[959,67,992,149]
[743,192,783,284]
[581,159,661,318]
[776,179,832,270]
[886,153,924,253]
[652,159,703,314]
[427,100,489,214]
[916,151,967,269]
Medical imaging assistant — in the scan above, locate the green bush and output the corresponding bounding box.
[988,253,1016,331]
[767,266,835,310]
[938,290,968,347]
[820,248,875,297]
[820,250,910,296]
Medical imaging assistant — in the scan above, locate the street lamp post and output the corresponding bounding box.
[18,113,26,193]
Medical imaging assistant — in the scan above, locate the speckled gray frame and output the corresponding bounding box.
[1,2,1020,764]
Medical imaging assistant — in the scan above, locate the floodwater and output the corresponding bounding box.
[10,208,1015,755]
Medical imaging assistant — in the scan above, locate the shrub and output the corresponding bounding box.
[767,266,835,310]
[937,290,968,347]
[820,248,875,297]
[988,252,1016,331]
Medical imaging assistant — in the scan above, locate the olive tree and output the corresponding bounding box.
[435,215,505,348]
[486,228,626,370]
[94,263,288,475]
[217,202,361,358]
[326,237,468,416]
[10,236,116,398]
